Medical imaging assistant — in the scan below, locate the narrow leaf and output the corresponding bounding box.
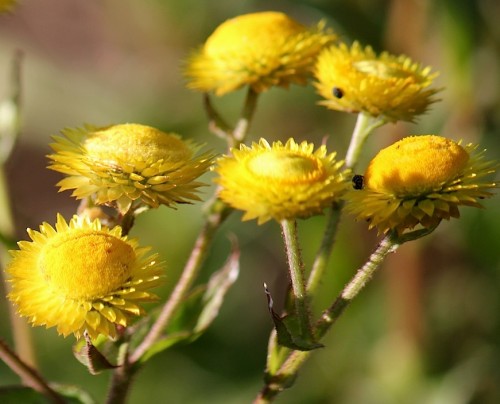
[140,237,240,362]
[264,283,323,351]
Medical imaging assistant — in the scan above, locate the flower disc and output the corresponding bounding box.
[185,11,336,95]
[215,138,349,224]
[6,214,165,339]
[314,42,439,122]
[344,135,498,234]
[48,123,214,213]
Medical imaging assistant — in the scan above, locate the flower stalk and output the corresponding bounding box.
[345,112,385,169]
[280,219,314,341]
[255,226,439,403]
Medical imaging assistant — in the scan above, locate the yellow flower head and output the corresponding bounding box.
[185,11,336,96]
[0,0,16,13]
[6,214,164,339]
[315,42,439,122]
[215,138,350,224]
[345,135,498,234]
[48,123,214,213]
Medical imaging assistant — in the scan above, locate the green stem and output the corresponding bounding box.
[129,199,232,364]
[255,226,437,403]
[344,112,385,170]
[233,87,259,144]
[203,87,259,150]
[306,202,342,295]
[306,113,385,298]
[203,93,232,140]
[280,219,313,341]
[0,339,64,404]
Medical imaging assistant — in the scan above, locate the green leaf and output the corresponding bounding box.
[139,238,240,363]
[0,387,50,404]
[264,283,323,351]
[0,385,95,404]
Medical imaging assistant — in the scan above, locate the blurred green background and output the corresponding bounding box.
[1,0,499,403]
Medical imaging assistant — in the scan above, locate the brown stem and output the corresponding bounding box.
[0,338,64,404]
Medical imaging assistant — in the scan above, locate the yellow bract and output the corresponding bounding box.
[215,138,349,224]
[315,42,439,122]
[344,135,498,234]
[48,123,214,213]
[185,11,336,95]
[6,214,164,339]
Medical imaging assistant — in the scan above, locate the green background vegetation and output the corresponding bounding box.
[1,0,499,402]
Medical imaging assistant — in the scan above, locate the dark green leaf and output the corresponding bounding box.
[264,284,323,351]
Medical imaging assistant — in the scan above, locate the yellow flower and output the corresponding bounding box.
[0,0,16,13]
[48,123,214,213]
[6,214,164,339]
[344,135,498,234]
[215,138,349,224]
[315,42,439,122]
[185,11,336,96]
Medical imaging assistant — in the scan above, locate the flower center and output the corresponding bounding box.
[39,230,135,299]
[246,151,323,183]
[353,60,409,79]
[365,135,469,196]
[205,12,304,56]
[85,124,192,166]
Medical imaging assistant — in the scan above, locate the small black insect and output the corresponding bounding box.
[332,86,344,99]
[352,174,364,190]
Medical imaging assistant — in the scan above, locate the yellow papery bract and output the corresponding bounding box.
[215,138,350,224]
[48,123,214,214]
[184,11,336,96]
[6,214,165,340]
[314,42,440,122]
[344,135,498,234]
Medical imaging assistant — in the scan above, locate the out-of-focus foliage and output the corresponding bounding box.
[1,0,499,403]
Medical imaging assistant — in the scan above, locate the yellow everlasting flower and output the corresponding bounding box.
[185,11,336,96]
[48,123,214,213]
[345,135,498,234]
[215,138,349,224]
[6,214,164,339]
[315,42,439,122]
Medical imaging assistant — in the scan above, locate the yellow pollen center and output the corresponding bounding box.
[39,230,135,299]
[353,60,409,79]
[205,12,304,56]
[85,124,192,166]
[246,151,322,183]
[365,135,469,196]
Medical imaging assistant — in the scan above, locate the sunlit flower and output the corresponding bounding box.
[344,135,498,234]
[315,42,439,122]
[185,11,336,96]
[48,123,214,213]
[6,214,164,339]
[215,138,349,224]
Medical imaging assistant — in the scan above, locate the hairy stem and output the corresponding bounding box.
[344,112,385,170]
[280,219,314,341]
[255,232,411,403]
